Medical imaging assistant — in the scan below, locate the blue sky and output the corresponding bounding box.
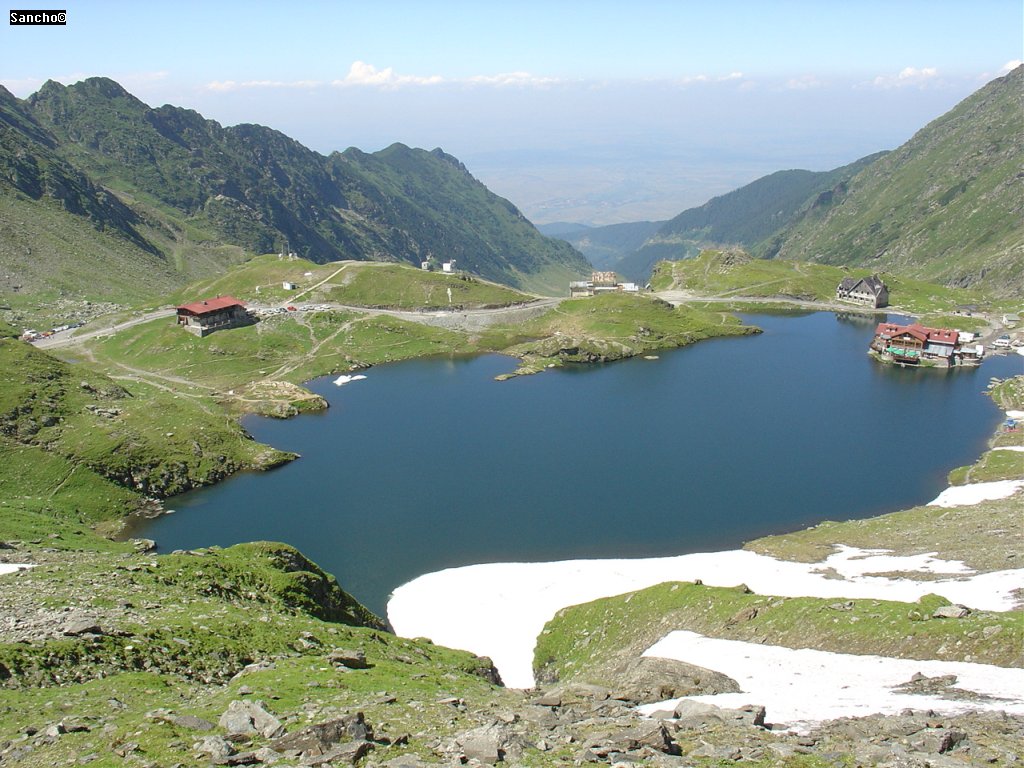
[3,1,1021,223]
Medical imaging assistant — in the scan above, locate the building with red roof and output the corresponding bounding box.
[175,296,249,337]
[870,321,978,367]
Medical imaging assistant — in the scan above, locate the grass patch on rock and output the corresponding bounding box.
[534,582,1023,691]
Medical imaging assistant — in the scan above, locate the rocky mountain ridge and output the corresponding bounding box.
[0,78,589,305]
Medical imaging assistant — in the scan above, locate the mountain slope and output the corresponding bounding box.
[331,144,588,294]
[615,155,883,281]
[0,78,587,310]
[767,65,1024,296]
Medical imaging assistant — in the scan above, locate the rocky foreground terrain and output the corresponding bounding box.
[0,379,1020,768]
[0,533,1022,767]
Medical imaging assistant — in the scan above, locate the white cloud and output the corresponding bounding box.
[332,61,443,88]
[870,66,940,89]
[1000,59,1023,74]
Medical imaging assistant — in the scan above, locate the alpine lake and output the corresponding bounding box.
[133,311,1023,618]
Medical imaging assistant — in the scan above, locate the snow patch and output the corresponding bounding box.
[927,479,1023,508]
[388,547,1023,689]
[0,564,33,576]
[639,631,1024,732]
[333,374,367,386]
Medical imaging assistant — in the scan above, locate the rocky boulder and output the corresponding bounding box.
[603,655,740,704]
[218,700,284,739]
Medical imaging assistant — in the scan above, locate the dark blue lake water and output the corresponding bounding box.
[136,312,1021,616]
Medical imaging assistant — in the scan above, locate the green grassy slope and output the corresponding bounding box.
[176,255,533,310]
[500,292,757,376]
[332,144,589,294]
[615,155,883,281]
[535,583,1022,691]
[0,541,516,768]
[768,65,1024,296]
[0,336,292,533]
[650,249,991,314]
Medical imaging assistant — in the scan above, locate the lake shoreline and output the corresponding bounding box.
[132,311,1020,618]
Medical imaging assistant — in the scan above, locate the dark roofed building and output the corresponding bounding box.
[176,296,249,337]
[837,275,888,308]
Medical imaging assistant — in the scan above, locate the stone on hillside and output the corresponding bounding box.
[534,690,562,707]
[195,735,235,761]
[586,721,679,757]
[896,673,959,696]
[214,751,261,766]
[729,704,767,728]
[672,699,726,721]
[327,648,369,669]
[298,740,372,766]
[270,713,373,753]
[932,604,971,619]
[912,728,968,754]
[453,723,525,765]
[727,605,759,624]
[603,656,740,704]
[62,615,104,636]
[219,700,284,739]
[466,655,503,685]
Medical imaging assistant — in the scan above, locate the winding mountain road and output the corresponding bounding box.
[31,298,565,351]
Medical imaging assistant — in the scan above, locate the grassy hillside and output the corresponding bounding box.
[333,145,589,294]
[768,66,1024,296]
[614,155,882,281]
[170,257,533,310]
[0,335,292,535]
[500,292,757,377]
[650,249,994,316]
[0,540,521,768]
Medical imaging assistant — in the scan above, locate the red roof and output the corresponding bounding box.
[874,322,958,346]
[176,296,246,316]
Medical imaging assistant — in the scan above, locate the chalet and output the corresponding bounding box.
[836,275,888,308]
[176,296,250,337]
[870,321,979,367]
[568,272,642,298]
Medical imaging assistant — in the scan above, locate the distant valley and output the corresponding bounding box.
[546,65,1023,298]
